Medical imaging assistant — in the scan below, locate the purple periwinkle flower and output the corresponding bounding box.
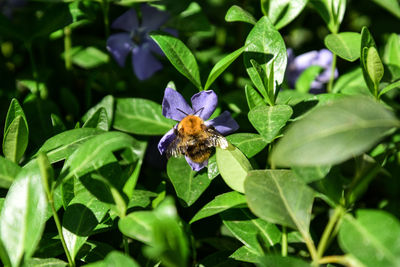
[106,4,174,80]
[286,48,338,94]
[158,87,239,171]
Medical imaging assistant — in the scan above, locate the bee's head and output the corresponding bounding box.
[178,115,204,135]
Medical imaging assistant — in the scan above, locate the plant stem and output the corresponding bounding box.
[319,255,351,266]
[281,226,287,257]
[317,206,344,258]
[123,235,129,255]
[101,0,110,37]
[326,53,337,93]
[303,232,318,263]
[64,26,72,70]
[49,195,75,266]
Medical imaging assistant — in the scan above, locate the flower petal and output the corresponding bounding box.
[185,156,207,171]
[315,49,333,67]
[162,87,193,121]
[293,50,318,71]
[205,111,239,135]
[131,45,163,80]
[191,90,218,120]
[111,8,139,32]
[158,127,176,154]
[140,4,170,32]
[106,33,134,67]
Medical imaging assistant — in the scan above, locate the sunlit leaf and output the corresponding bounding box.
[324,32,361,62]
[225,5,256,24]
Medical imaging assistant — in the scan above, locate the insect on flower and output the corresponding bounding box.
[158,87,239,171]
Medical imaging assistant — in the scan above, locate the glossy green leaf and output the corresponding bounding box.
[4,98,27,135]
[216,144,252,193]
[150,33,202,90]
[0,156,21,189]
[207,153,219,180]
[76,241,114,263]
[62,190,109,259]
[245,170,315,235]
[113,98,175,135]
[248,105,293,143]
[205,46,245,90]
[85,251,140,267]
[128,190,157,209]
[249,59,270,103]
[245,84,266,110]
[360,27,377,95]
[379,80,400,97]
[3,116,29,163]
[82,107,109,131]
[69,46,109,69]
[244,16,287,88]
[230,246,259,263]
[166,156,211,207]
[258,255,311,267]
[371,0,400,19]
[0,162,47,267]
[271,96,400,167]
[82,95,114,126]
[310,0,346,33]
[332,68,369,95]
[190,191,246,223]
[25,258,67,267]
[324,32,361,61]
[383,33,400,67]
[295,65,324,93]
[221,208,281,255]
[225,5,256,24]
[261,0,308,29]
[339,210,400,267]
[366,47,384,90]
[227,133,268,158]
[292,165,331,183]
[119,211,157,244]
[60,131,139,182]
[37,153,54,199]
[36,128,104,163]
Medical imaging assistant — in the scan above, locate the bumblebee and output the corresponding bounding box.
[166,114,228,163]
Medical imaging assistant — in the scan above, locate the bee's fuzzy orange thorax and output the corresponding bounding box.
[178,115,204,135]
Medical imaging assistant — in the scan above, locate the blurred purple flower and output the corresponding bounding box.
[106,4,175,80]
[1,0,26,18]
[158,87,239,171]
[286,48,338,94]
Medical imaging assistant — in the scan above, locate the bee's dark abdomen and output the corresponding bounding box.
[186,143,212,163]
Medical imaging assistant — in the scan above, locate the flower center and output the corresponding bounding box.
[130,28,147,45]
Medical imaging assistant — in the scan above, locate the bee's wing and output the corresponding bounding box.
[166,136,186,158]
[205,128,228,149]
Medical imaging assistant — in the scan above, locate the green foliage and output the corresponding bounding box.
[324,32,361,62]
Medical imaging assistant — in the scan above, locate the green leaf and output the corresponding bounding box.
[37,152,54,198]
[60,131,139,182]
[271,96,399,167]
[0,156,21,189]
[36,128,104,163]
[383,33,400,67]
[245,84,266,110]
[82,107,109,131]
[0,162,47,267]
[221,208,281,255]
[360,27,377,95]
[248,105,293,143]
[4,98,27,136]
[205,46,245,90]
[261,0,308,29]
[25,258,67,267]
[366,47,384,90]
[113,98,175,135]
[249,59,270,104]
[225,5,256,24]
[119,211,157,244]
[82,95,114,126]
[76,241,114,263]
[3,116,29,163]
[295,65,324,93]
[258,255,311,267]
[324,32,361,62]
[245,170,315,235]
[190,191,246,223]
[62,190,109,259]
[68,46,109,69]
[226,133,268,158]
[379,80,400,97]
[150,33,202,90]
[339,210,400,267]
[292,165,331,183]
[85,251,140,267]
[371,0,400,19]
[216,144,252,193]
[332,68,369,95]
[244,16,287,89]
[310,0,346,33]
[166,156,211,207]
[230,246,259,263]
